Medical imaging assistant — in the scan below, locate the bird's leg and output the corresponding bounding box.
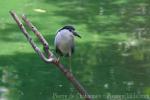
[69,56,72,72]
[69,51,72,72]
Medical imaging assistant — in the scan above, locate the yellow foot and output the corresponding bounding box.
[54,57,60,64]
[56,57,60,63]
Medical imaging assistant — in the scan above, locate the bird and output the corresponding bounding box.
[54,25,81,72]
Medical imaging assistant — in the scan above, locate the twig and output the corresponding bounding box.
[22,15,52,58]
[10,11,92,100]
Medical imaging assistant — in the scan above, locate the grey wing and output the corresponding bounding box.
[54,32,63,56]
[65,42,75,57]
[55,46,63,56]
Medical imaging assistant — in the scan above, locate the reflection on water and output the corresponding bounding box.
[0,87,9,100]
[0,0,150,100]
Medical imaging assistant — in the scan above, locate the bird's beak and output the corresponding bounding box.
[73,31,81,38]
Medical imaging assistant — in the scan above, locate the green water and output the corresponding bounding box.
[0,0,150,100]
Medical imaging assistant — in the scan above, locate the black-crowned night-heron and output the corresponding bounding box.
[54,25,81,71]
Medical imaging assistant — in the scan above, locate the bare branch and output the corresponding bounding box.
[22,15,52,58]
[10,11,54,63]
[9,11,92,100]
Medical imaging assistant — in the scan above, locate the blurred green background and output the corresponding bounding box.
[0,0,150,100]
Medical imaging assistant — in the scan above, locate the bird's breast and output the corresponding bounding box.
[55,30,74,54]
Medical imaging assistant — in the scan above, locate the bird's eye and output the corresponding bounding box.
[69,29,73,32]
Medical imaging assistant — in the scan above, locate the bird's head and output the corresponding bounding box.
[61,25,81,38]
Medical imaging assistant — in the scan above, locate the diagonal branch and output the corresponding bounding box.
[10,11,54,63]
[10,11,92,100]
[22,15,52,58]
